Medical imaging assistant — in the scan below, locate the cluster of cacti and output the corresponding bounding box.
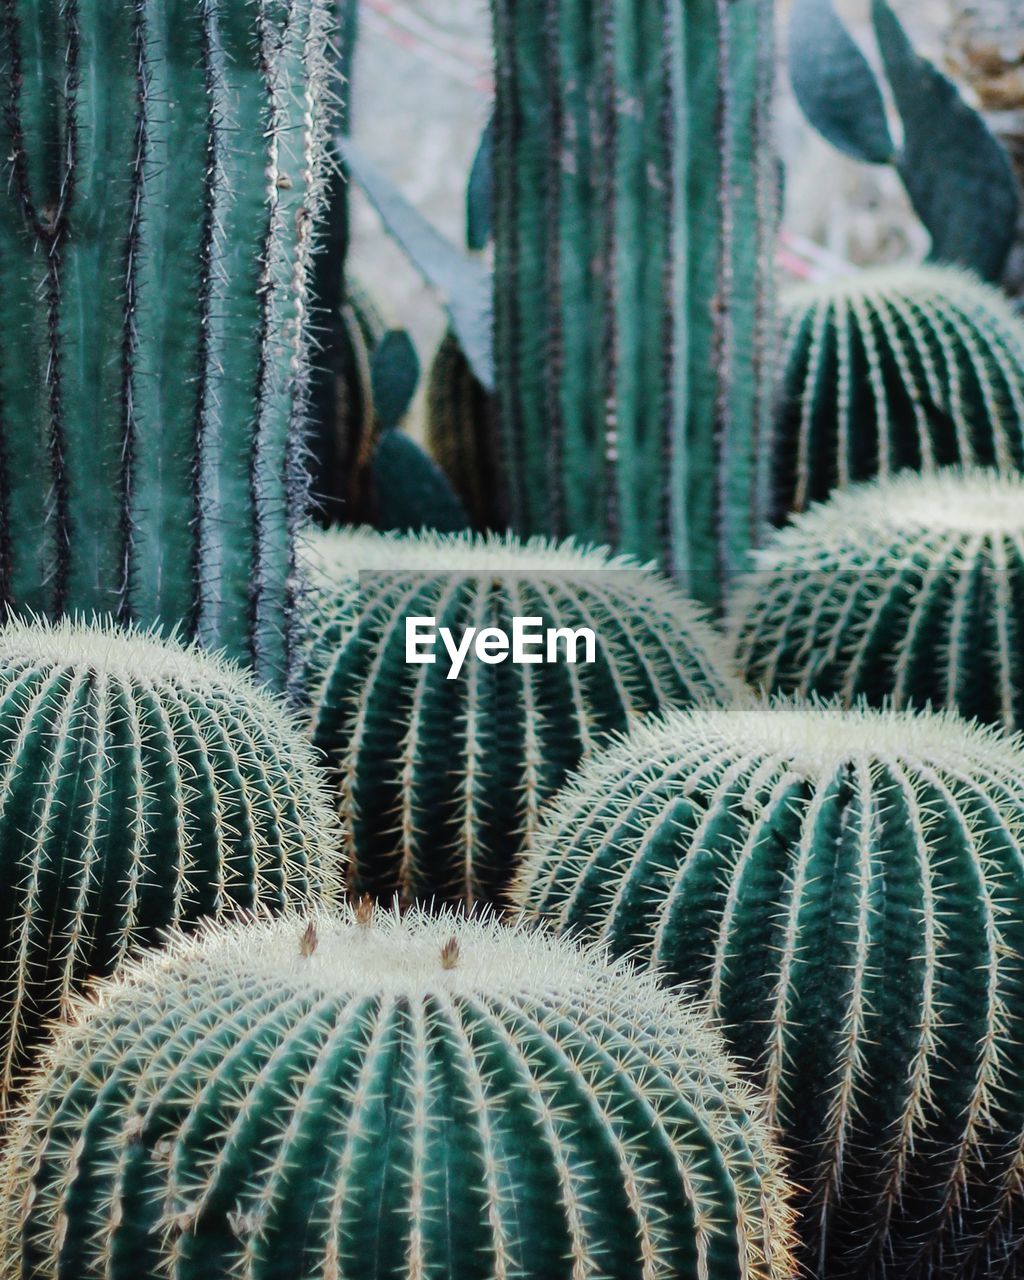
[0,617,339,1110]
[519,699,1024,1277]
[4,0,1024,1275]
[426,331,504,530]
[491,0,777,606]
[774,266,1024,520]
[0,905,795,1280]
[730,468,1024,729]
[0,0,333,691]
[301,526,738,908]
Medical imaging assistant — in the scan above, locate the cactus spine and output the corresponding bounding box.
[491,0,777,608]
[0,617,339,1108]
[774,266,1024,521]
[730,469,1024,729]
[301,526,739,909]
[0,906,795,1280]
[0,1,333,691]
[519,700,1024,1277]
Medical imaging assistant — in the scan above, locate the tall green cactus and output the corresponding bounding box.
[0,905,796,1280]
[0,0,333,691]
[730,469,1024,729]
[301,526,739,909]
[0,616,340,1109]
[519,699,1024,1277]
[491,0,777,607]
[774,266,1024,522]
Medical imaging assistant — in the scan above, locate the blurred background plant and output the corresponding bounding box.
[346,0,1021,386]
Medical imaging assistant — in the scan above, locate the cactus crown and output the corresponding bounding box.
[519,696,1024,1276]
[301,525,739,909]
[0,906,796,1280]
[775,264,1024,520]
[729,468,1024,728]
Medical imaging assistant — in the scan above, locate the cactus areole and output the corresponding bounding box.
[0,0,334,692]
[0,906,796,1280]
[520,699,1024,1278]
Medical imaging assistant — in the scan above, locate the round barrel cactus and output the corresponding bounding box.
[0,617,340,1108]
[774,265,1024,521]
[0,905,795,1280]
[729,468,1024,729]
[519,700,1024,1278]
[301,526,739,909]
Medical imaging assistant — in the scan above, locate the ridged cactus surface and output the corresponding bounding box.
[301,527,738,908]
[0,906,795,1280]
[730,469,1024,728]
[492,0,777,607]
[519,700,1024,1278]
[426,331,504,530]
[774,266,1024,521]
[0,618,339,1108]
[0,0,333,691]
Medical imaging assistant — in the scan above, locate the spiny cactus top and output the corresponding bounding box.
[0,0,334,691]
[774,265,1024,521]
[0,617,340,1109]
[300,526,739,909]
[730,468,1024,729]
[492,0,777,606]
[0,905,796,1280]
[519,699,1024,1278]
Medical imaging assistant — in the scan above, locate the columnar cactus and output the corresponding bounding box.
[0,906,796,1280]
[426,331,504,530]
[0,617,340,1109]
[301,526,739,908]
[0,0,333,691]
[491,0,778,607]
[729,469,1024,729]
[519,699,1024,1277]
[774,266,1024,521]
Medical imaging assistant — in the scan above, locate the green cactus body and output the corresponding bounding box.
[0,617,340,1108]
[310,284,385,526]
[519,700,1024,1278]
[729,469,1024,729]
[301,526,738,909]
[774,266,1024,522]
[491,0,777,609]
[0,906,796,1280]
[0,0,333,691]
[425,330,504,530]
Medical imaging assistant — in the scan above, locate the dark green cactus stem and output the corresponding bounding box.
[730,468,1024,729]
[0,617,340,1112]
[300,527,739,909]
[0,906,796,1280]
[519,699,1024,1278]
[0,0,332,692]
[774,266,1024,522]
[426,331,505,529]
[491,0,777,608]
